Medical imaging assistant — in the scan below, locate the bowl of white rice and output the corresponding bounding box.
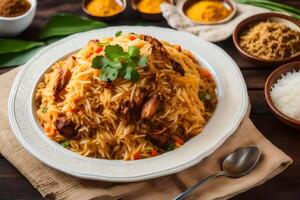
[265,61,300,129]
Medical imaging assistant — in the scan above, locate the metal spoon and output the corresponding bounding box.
[173,146,261,200]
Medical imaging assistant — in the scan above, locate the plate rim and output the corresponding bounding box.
[8,26,248,182]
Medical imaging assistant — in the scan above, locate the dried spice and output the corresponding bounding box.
[240,21,300,60]
[0,0,31,17]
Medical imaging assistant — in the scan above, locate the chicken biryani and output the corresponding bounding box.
[35,32,217,160]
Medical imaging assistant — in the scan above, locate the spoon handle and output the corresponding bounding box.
[173,172,223,200]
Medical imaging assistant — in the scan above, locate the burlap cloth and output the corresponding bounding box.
[0,68,292,200]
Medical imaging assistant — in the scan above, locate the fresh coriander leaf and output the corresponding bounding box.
[130,69,140,82]
[105,45,126,60]
[138,56,148,67]
[128,46,140,58]
[100,67,119,81]
[198,91,211,104]
[61,140,69,148]
[115,31,122,37]
[123,67,133,80]
[167,143,176,151]
[108,60,122,69]
[92,56,108,69]
[40,14,107,39]
[0,39,44,54]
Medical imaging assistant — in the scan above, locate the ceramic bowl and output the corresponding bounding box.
[8,26,248,181]
[0,0,36,37]
[82,0,126,21]
[233,13,300,66]
[131,0,174,21]
[265,61,300,130]
[181,0,236,25]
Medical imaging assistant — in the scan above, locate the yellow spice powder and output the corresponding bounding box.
[86,0,123,17]
[137,0,166,14]
[186,0,232,23]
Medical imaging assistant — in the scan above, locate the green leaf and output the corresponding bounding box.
[92,56,108,69]
[0,47,43,68]
[40,13,107,39]
[104,45,126,60]
[115,31,122,37]
[130,69,140,82]
[100,67,119,81]
[0,39,44,54]
[167,143,176,151]
[108,60,122,69]
[61,140,69,148]
[128,46,140,58]
[93,45,146,82]
[123,66,133,80]
[138,56,148,67]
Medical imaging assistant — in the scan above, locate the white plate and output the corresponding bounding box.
[9,26,248,182]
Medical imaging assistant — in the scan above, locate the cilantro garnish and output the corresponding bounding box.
[167,143,176,151]
[115,31,122,37]
[61,140,69,148]
[91,44,148,82]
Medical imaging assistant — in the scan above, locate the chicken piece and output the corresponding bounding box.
[170,60,185,76]
[146,128,169,149]
[53,56,75,101]
[141,95,161,120]
[54,117,77,139]
[141,34,185,75]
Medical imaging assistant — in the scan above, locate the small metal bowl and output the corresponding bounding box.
[265,61,300,130]
[82,0,126,21]
[131,0,174,21]
[233,13,300,66]
[181,0,236,25]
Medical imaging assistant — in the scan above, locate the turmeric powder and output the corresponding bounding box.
[86,0,123,17]
[185,0,232,23]
[137,0,167,14]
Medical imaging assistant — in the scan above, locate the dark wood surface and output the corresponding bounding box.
[1,0,300,199]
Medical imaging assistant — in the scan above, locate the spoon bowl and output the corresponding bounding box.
[222,146,261,177]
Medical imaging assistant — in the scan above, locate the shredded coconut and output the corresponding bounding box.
[270,70,300,120]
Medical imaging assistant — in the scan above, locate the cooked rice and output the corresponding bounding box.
[35,33,217,160]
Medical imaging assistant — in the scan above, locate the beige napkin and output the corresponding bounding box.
[161,1,270,42]
[0,68,292,200]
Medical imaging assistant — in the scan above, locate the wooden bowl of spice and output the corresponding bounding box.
[265,61,300,130]
[182,0,236,25]
[82,0,126,21]
[0,0,36,37]
[131,0,174,21]
[233,13,300,66]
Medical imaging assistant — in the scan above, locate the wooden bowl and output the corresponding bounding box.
[233,13,300,67]
[181,0,236,25]
[265,61,300,130]
[82,0,126,21]
[131,0,174,21]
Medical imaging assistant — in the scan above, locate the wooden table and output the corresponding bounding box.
[1,0,300,199]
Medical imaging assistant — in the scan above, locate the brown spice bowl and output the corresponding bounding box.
[182,0,237,25]
[82,0,126,21]
[264,61,300,130]
[233,13,300,67]
[131,0,174,21]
